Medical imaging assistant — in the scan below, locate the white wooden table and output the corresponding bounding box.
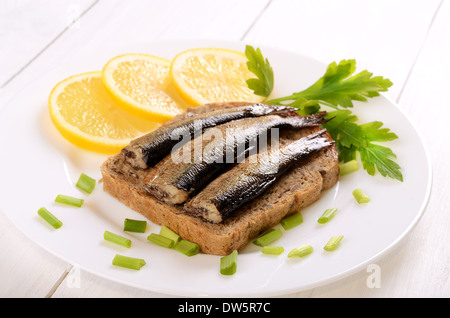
[1,0,448,298]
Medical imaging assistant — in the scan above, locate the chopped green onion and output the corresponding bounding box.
[112,254,146,270]
[324,235,344,251]
[262,246,284,255]
[159,226,180,244]
[147,233,174,248]
[76,173,96,194]
[174,239,200,256]
[123,218,147,233]
[37,207,62,229]
[280,212,303,230]
[288,244,313,258]
[253,229,282,247]
[104,231,131,248]
[339,160,359,176]
[55,194,84,207]
[318,208,338,224]
[220,250,238,275]
[352,188,370,204]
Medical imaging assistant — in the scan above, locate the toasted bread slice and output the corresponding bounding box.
[100,102,339,255]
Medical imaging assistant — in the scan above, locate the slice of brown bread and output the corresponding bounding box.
[100,102,339,255]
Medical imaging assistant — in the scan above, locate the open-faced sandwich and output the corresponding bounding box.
[100,102,339,255]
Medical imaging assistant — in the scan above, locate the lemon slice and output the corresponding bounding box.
[170,48,265,106]
[102,53,187,122]
[48,71,160,154]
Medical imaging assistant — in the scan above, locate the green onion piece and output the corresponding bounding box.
[112,254,146,270]
[253,229,282,247]
[318,208,338,224]
[37,207,62,229]
[352,188,370,204]
[220,250,238,275]
[104,231,131,248]
[147,233,174,248]
[174,239,200,256]
[76,173,96,194]
[280,212,303,230]
[339,160,359,176]
[324,235,344,251]
[123,218,147,233]
[159,226,180,244]
[262,246,284,255]
[55,194,84,207]
[288,244,313,258]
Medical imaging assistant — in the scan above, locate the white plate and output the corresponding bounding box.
[0,40,431,297]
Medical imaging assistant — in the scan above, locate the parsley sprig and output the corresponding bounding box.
[324,110,403,181]
[266,59,393,109]
[244,45,402,181]
[245,45,274,98]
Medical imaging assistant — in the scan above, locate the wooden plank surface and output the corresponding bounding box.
[0,0,448,298]
[244,0,441,101]
[0,0,97,87]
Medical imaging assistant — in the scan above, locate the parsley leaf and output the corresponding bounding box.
[267,59,393,110]
[359,143,403,182]
[245,45,274,98]
[322,111,403,181]
[360,121,398,142]
[323,110,366,148]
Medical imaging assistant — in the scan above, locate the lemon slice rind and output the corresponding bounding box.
[101,53,184,122]
[170,48,265,106]
[48,71,159,154]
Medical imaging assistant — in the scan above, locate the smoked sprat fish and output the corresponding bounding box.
[183,129,334,223]
[121,103,295,169]
[144,112,327,205]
